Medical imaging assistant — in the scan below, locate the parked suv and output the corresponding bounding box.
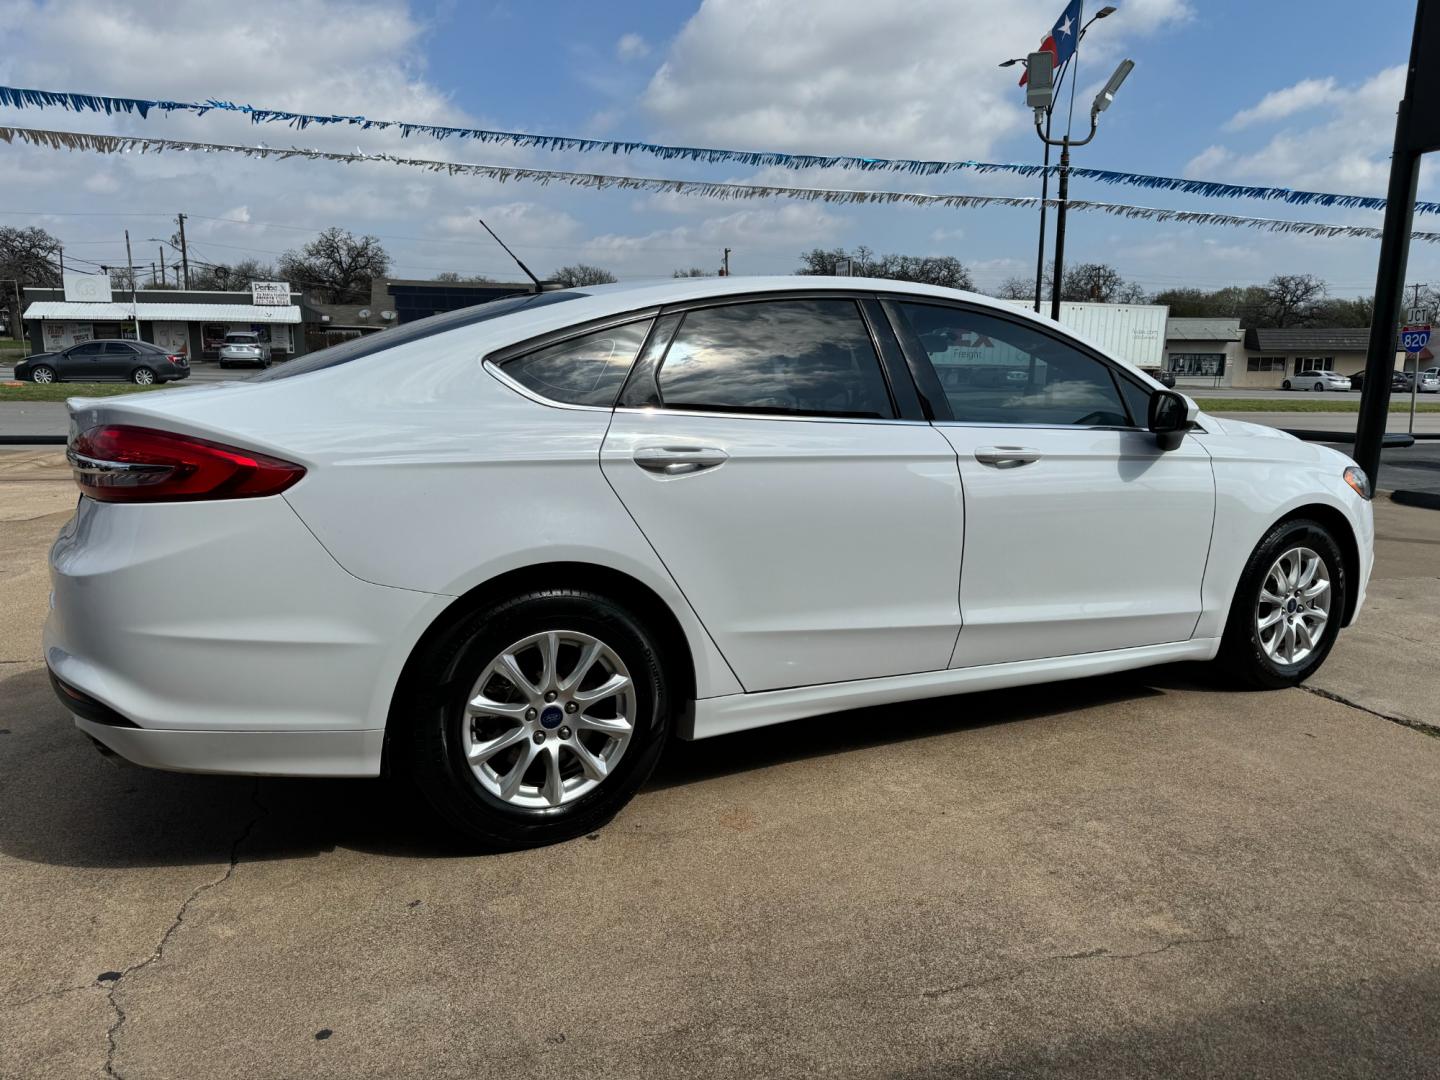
[218,332,271,369]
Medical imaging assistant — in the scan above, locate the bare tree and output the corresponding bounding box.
[796,247,973,289]
[278,227,391,303]
[433,271,463,282]
[188,257,277,291]
[993,276,1034,300]
[1060,263,1127,303]
[1260,273,1327,327]
[673,267,711,278]
[0,226,62,335]
[549,264,618,287]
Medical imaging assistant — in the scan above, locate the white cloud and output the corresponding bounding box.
[615,32,650,62]
[1224,77,1339,130]
[1190,66,1408,193]
[643,0,1190,161]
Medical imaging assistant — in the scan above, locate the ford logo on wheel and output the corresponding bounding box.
[540,705,564,729]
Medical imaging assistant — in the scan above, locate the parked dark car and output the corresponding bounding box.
[1349,370,1408,392]
[14,340,190,385]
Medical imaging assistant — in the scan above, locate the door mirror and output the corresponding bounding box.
[1149,390,1197,451]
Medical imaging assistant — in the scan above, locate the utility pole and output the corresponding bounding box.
[1354,0,1440,486]
[1406,281,1429,320]
[159,246,167,288]
[175,213,191,289]
[721,248,731,277]
[57,244,64,277]
[124,229,140,340]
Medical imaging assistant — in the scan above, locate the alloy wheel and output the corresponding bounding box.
[1256,546,1331,666]
[32,366,54,384]
[460,629,635,809]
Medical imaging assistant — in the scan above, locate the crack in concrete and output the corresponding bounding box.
[920,935,1240,999]
[102,780,266,1079]
[1,980,99,1010]
[1299,684,1440,738]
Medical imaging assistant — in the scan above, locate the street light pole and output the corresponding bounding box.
[1034,58,1134,321]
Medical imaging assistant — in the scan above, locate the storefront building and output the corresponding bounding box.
[1164,318,1243,388]
[23,279,312,361]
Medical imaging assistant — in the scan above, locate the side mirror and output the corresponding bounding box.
[1149,390,1197,451]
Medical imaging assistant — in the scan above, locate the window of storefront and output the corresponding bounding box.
[1167,352,1226,376]
[1294,356,1335,372]
[1247,356,1287,372]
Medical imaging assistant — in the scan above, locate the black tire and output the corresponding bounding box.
[1282,379,1292,390]
[1218,518,1348,690]
[397,588,672,849]
[1314,381,1325,392]
[29,365,57,384]
[131,367,156,385]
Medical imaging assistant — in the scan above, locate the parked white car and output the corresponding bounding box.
[1417,371,1440,393]
[48,278,1374,848]
[1283,369,1352,392]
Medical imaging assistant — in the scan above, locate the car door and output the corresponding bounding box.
[100,342,140,379]
[600,295,965,693]
[884,299,1216,668]
[60,342,106,379]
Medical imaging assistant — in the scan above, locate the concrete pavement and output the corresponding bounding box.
[2,455,1439,1078]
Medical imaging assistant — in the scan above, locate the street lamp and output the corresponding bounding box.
[1031,56,1135,321]
[1011,4,1117,314]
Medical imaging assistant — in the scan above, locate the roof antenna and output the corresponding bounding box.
[476,218,544,292]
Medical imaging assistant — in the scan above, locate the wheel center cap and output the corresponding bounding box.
[1286,598,1298,614]
[539,705,564,730]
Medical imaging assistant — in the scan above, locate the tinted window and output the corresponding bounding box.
[252,290,586,381]
[895,304,1132,427]
[1115,375,1152,428]
[103,342,137,355]
[501,320,652,406]
[656,299,893,419]
[68,343,103,357]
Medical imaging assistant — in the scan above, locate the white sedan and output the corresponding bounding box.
[47,278,1374,848]
[1283,369,1352,392]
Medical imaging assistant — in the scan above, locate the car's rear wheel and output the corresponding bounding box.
[30,365,56,384]
[131,367,156,385]
[1218,518,1348,690]
[1282,379,1292,390]
[398,588,671,849]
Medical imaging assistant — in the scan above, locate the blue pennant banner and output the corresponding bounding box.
[1,83,1436,216]
[3,125,1438,247]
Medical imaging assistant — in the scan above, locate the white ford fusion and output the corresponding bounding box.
[47,278,1374,848]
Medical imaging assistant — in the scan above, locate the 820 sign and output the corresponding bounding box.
[1402,324,1431,353]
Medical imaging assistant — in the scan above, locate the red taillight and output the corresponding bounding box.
[69,425,306,503]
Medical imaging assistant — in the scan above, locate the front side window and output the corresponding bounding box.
[68,343,103,357]
[501,320,653,407]
[654,299,894,419]
[894,303,1133,427]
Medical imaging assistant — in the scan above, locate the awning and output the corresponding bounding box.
[22,302,302,324]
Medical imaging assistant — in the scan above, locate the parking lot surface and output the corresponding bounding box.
[3,454,1439,1079]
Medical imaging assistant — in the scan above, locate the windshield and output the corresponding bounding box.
[251,290,587,381]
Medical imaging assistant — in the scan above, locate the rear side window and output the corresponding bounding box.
[655,299,894,419]
[501,320,653,407]
[102,342,137,355]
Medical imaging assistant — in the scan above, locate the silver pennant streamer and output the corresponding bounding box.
[2,125,1437,244]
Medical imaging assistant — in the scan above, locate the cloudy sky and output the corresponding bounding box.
[0,0,1433,298]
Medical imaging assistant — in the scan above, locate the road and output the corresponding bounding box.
[2,456,1439,1078]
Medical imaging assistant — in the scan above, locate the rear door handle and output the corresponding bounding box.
[633,446,730,476]
[974,446,1042,469]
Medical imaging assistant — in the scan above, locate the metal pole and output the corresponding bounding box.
[159,246,166,288]
[124,229,140,340]
[1033,117,1052,313]
[1353,97,1421,483]
[176,213,191,290]
[1050,140,1070,322]
[1409,346,1420,433]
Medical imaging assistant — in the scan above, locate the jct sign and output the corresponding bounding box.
[250,281,291,306]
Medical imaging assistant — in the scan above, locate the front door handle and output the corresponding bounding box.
[633,446,730,476]
[974,446,1042,469]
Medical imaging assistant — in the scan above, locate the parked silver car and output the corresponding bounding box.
[1282,369,1351,392]
[218,331,271,369]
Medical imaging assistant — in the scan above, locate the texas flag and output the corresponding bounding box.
[1019,0,1084,86]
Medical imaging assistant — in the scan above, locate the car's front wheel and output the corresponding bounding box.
[1282,379,1292,390]
[30,365,56,384]
[399,588,672,849]
[1219,518,1348,689]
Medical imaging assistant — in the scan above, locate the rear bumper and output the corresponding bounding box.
[44,493,451,777]
[73,715,385,776]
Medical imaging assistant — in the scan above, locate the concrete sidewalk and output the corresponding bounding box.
[2,454,1439,1079]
